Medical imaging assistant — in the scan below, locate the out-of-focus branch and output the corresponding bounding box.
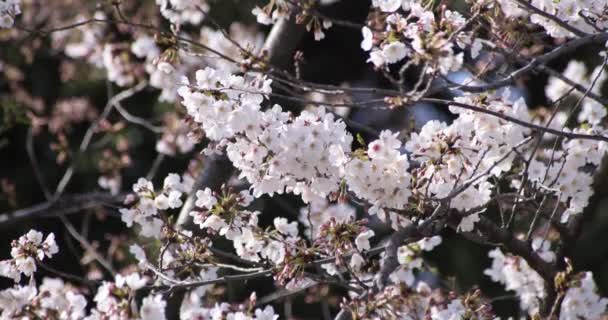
[58,214,117,275]
[433,32,608,100]
[423,98,608,142]
[0,192,126,228]
[53,81,147,199]
[513,0,588,37]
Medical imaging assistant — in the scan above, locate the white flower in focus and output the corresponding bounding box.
[167,190,183,208]
[42,233,59,257]
[201,215,228,232]
[274,217,299,237]
[382,41,408,64]
[361,27,373,51]
[238,190,254,207]
[154,194,170,210]
[367,50,385,67]
[133,178,154,193]
[15,257,36,277]
[261,241,286,264]
[355,230,374,251]
[195,188,217,209]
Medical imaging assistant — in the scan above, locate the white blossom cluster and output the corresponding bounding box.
[86,273,155,319]
[0,0,20,28]
[496,0,608,38]
[344,280,492,319]
[0,278,87,319]
[561,272,608,320]
[484,246,548,314]
[525,126,608,222]
[521,62,608,222]
[0,230,167,320]
[130,23,264,102]
[406,90,531,214]
[545,60,608,125]
[343,130,412,229]
[189,187,259,242]
[251,0,289,26]
[319,227,375,276]
[389,235,442,286]
[119,174,193,238]
[252,0,335,40]
[156,0,208,26]
[486,241,607,319]
[0,230,58,282]
[178,67,354,202]
[361,0,479,75]
[181,293,279,320]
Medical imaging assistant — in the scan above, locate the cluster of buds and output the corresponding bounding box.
[315,218,369,266]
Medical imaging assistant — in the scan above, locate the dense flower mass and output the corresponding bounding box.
[178,67,355,202]
[361,0,472,75]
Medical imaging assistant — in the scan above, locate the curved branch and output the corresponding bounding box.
[431,32,608,104]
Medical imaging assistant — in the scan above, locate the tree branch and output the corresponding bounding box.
[0,192,126,228]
